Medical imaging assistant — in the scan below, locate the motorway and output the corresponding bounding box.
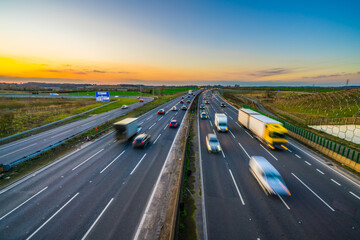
[0,98,152,166]
[0,93,196,239]
[198,91,360,240]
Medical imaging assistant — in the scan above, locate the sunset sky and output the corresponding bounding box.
[1,0,359,86]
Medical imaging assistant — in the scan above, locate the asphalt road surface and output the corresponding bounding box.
[198,91,360,240]
[0,98,152,166]
[0,93,197,239]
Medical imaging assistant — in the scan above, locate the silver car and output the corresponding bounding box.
[249,156,291,196]
[206,134,221,153]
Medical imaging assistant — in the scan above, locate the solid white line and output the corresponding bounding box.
[229,169,245,205]
[305,161,312,166]
[0,137,35,150]
[0,186,48,221]
[295,154,301,158]
[100,151,125,174]
[149,123,156,129]
[81,198,114,240]
[238,142,250,159]
[289,142,360,188]
[26,192,79,240]
[244,130,254,139]
[292,173,335,211]
[158,116,164,121]
[153,134,162,144]
[260,144,278,161]
[72,149,104,171]
[349,191,360,200]
[197,100,208,240]
[331,179,341,186]
[0,143,37,159]
[229,130,236,138]
[277,194,290,210]
[316,169,325,175]
[130,153,147,175]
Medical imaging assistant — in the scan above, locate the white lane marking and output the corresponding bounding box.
[26,193,79,240]
[238,142,250,159]
[50,129,73,138]
[0,186,48,221]
[0,137,35,150]
[316,169,325,175]
[72,149,104,171]
[228,115,233,120]
[287,149,292,153]
[158,116,164,121]
[260,144,278,161]
[349,191,360,200]
[305,161,312,166]
[229,169,245,205]
[153,134,162,144]
[146,116,153,120]
[81,198,114,240]
[80,120,95,127]
[236,122,242,128]
[295,154,301,158]
[277,194,290,210]
[130,153,147,175]
[175,112,178,116]
[113,140,117,143]
[149,123,156,129]
[229,130,236,138]
[244,130,254,139]
[292,173,335,211]
[289,142,360,188]
[197,102,208,240]
[331,179,341,186]
[163,125,168,130]
[221,149,226,158]
[0,143,37,159]
[209,121,213,127]
[100,151,125,174]
[212,129,216,134]
[139,121,144,125]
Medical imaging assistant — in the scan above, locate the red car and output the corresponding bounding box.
[158,109,165,114]
[169,120,178,128]
[139,99,144,102]
[205,100,209,104]
[186,100,190,103]
[180,100,184,103]
[182,96,185,99]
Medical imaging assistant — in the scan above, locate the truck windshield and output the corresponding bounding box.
[219,122,227,126]
[270,132,286,138]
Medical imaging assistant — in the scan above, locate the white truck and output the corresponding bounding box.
[188,90,193,95]
[238,108,260,128]
[238,108,288,149]
[114,118,142,142]
[214,113,228,132]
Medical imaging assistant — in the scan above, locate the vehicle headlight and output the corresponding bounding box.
[225,128,228,131]
[217,146,221,151]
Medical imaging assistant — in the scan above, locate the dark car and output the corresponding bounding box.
[186,100,190,103]
[158,109,165,114]
[220,103,226,107]
[169,120,178,128]
[180,100,184,103]
[181,105,187,110]
[132,134,151,148]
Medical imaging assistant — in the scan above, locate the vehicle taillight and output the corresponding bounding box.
[140,141,144,145]
[169,124,171,126]
[132,140,136,144]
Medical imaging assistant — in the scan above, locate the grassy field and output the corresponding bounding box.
[0,97,137,138]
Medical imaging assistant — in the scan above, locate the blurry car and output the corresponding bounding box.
[132,133,151,148]
[200,112,208,119]
[121,105,128,109]
[169,120,178,128]
[180,100,184,103]
[249,156,291,196]
[200,104,205,109]
[171,106,177,111]
[220,103,226,107]
[181,105,187,110]
[205,100,209,104]
[137,96,141,99]
[139,99,144,102]
[186,100,191,103]
[158,109,165,114]
[188,95,191,98]
[206,134,221,153]
[182,96,185,99]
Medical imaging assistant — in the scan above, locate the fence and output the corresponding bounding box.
[307,116,360,125]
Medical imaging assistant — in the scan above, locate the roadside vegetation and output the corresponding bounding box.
[0,93,181,187]
[0,97,137,139]
[67,87,197,96]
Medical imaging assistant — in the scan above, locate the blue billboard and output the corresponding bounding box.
[96,91,110,101]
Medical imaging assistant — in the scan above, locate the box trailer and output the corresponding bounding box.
[114,118,141,142]
[238,108,260,128]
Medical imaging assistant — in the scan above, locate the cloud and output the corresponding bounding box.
[302,72,357,79]
[93,70,106,73]
[44,69,87,75]
[248,68,292,77]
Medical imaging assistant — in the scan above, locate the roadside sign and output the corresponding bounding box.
[96,91,110,101]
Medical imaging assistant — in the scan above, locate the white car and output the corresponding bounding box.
[121,105,128,109]
[171,106,177,111]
